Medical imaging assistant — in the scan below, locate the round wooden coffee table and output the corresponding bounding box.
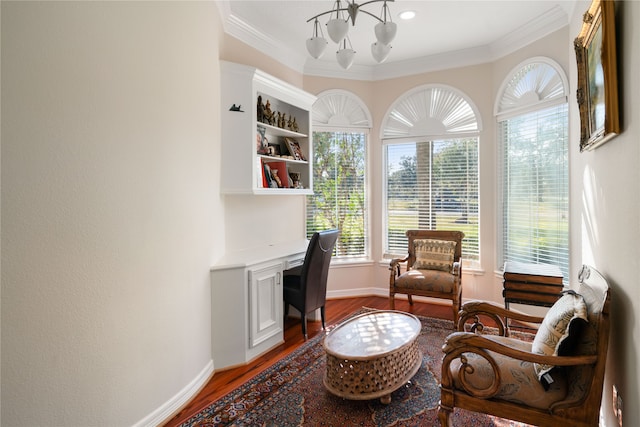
[323,310,422,404]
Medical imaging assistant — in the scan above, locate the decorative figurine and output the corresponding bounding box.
[270,169,282,187]
[264,100,275,126]
[257,96,264,123]
[289,172,301,189]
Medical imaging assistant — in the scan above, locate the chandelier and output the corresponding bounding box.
[306,0,397,69]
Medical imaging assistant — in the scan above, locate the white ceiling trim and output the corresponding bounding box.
[219,4,307,73]
[218,1,569,81]
[488,5,569,59]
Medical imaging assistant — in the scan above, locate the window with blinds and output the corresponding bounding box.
[498,103,569,281]
[306,131,367,259]
[385,139,479,261]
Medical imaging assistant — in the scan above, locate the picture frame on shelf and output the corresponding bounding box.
[284,137,306,161]
[257,127,269,154]
[574,0,619,152]
[267,143,281,156]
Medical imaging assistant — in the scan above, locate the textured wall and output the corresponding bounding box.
[1,2,223,425]
[569,1,640,425]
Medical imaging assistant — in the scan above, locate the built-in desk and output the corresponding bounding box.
[210,240,308,370]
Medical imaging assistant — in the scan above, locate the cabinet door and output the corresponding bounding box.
[248,262,283,348]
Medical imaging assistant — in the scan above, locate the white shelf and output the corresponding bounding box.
[258,123,307,139]
[220,61,316,195]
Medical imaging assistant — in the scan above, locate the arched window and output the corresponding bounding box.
[381,85,481,263]
[308,90,371,260]
[495,57,569,281]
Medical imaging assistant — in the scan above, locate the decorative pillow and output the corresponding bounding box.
[531,290,588,389]
[412,239,456,272]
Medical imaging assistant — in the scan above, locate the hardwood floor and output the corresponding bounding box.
[162,296,453,426]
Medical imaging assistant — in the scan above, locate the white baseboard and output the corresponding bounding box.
[326,287,455,307]
[133,359,214,427]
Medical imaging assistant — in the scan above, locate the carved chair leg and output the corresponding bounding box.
[320,306,326,330]
[407,294,414,305]
[437,404,453,427]
[389,293,396,310]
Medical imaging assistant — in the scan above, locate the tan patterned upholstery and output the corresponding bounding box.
[389,230,464,323]
[449,336,567,409]
[413,238,456,271]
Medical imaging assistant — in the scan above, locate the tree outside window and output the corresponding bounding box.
[306,131,367,259]
[385,139,479,261]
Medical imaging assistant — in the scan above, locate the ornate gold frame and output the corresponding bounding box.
[574,0,619,151]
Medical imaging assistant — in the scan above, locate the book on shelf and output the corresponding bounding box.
[263,160,290,188]
[262,161,274,188]
[257,157,265,188]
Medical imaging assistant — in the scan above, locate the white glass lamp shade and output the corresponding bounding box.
[327,18,349,43]
[306,37,328,59]
[371,42,391,63]
[374,21,397,45]
[336,48,355,69]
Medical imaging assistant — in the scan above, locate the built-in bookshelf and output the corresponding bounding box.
[220,61,316,195]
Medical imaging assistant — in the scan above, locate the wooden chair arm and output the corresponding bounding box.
[442,332,597,367]
[452,261,461,275]
[389,255,409,270]
[457,300,545,333]
[389,256,408,288]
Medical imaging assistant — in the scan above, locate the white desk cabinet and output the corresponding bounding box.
[210,240,307,370]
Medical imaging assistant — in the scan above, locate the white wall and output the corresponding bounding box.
[569,1,640,425]
[1,2,223,425]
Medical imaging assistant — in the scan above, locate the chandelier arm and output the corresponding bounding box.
[306,7,384,24]
[306,8,349,23]
[357,0,394,9]
[306,0,394,23]
[356,9,384,23]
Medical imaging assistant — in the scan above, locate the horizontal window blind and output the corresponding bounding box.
[385,139,479,260]
[307,131,366,258]
[498,103,569,281]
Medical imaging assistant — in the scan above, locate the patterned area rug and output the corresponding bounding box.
[180,311,532,427]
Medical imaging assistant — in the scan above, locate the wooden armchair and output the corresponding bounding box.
[389,230,464,322]
[438,265,611,427]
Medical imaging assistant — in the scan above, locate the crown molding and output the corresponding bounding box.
[218,1,569,81]
[488,4,569,59]
[218,2,307,73]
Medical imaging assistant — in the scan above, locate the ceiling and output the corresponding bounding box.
[218,0,577,80]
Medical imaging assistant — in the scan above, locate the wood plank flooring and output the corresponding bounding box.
[162,296,452,426]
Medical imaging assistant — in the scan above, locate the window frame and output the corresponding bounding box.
[495,58,570,282]
[382,136,480,270]
[306,125,371,263]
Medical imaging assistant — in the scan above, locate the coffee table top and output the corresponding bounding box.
[324,310,421,359]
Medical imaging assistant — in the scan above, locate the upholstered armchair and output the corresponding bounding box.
[284,229,339,339]
[389,230,464,322]
[438,265,611,427]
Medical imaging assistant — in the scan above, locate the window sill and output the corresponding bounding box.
[378,258,485,276]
